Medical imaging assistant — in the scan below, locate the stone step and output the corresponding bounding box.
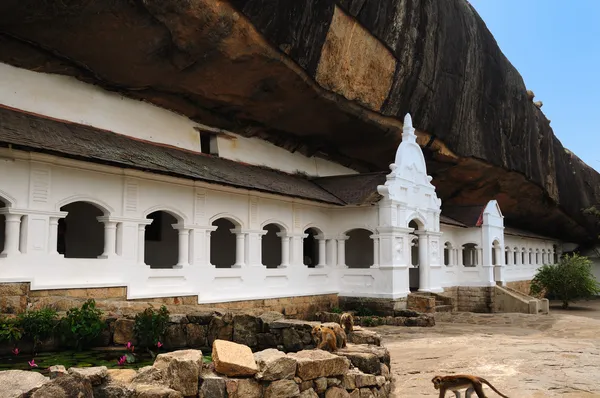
[434,305,453,313]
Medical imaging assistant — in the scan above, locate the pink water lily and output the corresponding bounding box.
[117,355,127,366]
[126,342,134,352]
[28,359,38,368]
[11,348,19,355]
[156,342,163,348]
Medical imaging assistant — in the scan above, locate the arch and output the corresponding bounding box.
[521,247,526,265]
[443,241,453,266]
[58,201,105,258]
[144,210,179,268]
[513,246,519,265]
[56,195,113,216]
[345,228,374,268]
[406,214,426,230]
[208,213,243,228]
[0,197,8,253]
[535,248,540,264]
[260,219,289,232]
[528,248,533,265]
[504,246,510,265]
[553,244,559,263]
[462,243,478,267]
[303,227,323,267]
[302,223,326,237]
[541,249,547,264]
[491,240,501,266]
[262,223,283,268]
[211,217,238,268]
[143,205,186,223]
[342,225,376,235]
[0,190,16,208]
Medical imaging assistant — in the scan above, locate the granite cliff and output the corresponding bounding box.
[0,0,598,244]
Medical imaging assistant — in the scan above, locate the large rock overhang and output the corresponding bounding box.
[0,0,598,244]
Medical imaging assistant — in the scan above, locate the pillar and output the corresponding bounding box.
[290,233,307,266]
[97,218,118,259]
[0,214,22,257]
[277,232,290,268]
[336,236,348,267]
[326,238,337,267]
[48,216,61,256]
[317,236,327,267]
[137,224,146,265]
[457,248,463,267]
[370,234,379,268]
[246,230,266,267]
[231,228,246,267]
[417,232,429,292]
[175,227,190,268]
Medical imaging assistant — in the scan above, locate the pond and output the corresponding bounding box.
[0,348,212,376]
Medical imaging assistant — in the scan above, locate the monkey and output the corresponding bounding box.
[431,375,510,398]
[339,312,354,335]
[533,100,543,109]
[311,325,337,352]
[321,322,347,348]
[526,89,535,101]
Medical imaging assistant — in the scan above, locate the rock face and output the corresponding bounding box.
[254,348,298,380]
[289,350,350,381]
[0,370,49,397]
[212,339,258,377]
[1,0,593,242]
[153,349,204,396]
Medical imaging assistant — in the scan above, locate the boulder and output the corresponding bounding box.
[153,349,204,396]
[359,387,374,398]
[380,364,390,381]
[327,377,342,387]
[314,377,328,393]
[299,388,319,398]
[133,384,183,398]
[347,327,380,346]
[233,314,261,347]
[212,339,258,377]
[208,315,234,346]
[225,378,262,398]
[341,369,361,390]
[198,372,227,398]
[375,376,386,387]
[28,373,93,398]
[349,389,360,398]
[186,323,208,348]
[259,311,285,326]
[0,370,49,398]
[168,314,189,324]
[254,348,297,380]
[264,379,300,398]
[113,318,136,345]
[93,383,134,398]
[299,380,314,391]
[164,325,187,349]
[355,373,378,388]
[107,369,138,385]
[281,327,304,352]
[334,350,381,375]
[288,350,350,381]
[338,344,390,369]
[188,311,219,325]
[48,365,67,379]
[68,366,108,386]
[325,386,351,398]
[131,366,164,386]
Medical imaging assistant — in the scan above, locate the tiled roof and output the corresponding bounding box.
[439,215,468,228]
[441,205,487,227]
[0,107,349,205]
[311,172,387,205]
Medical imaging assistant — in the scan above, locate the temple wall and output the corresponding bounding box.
[0,62,356,177]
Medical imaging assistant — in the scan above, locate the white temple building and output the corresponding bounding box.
[0,62,564,306]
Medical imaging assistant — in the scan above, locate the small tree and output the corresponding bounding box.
[530,253,600,309]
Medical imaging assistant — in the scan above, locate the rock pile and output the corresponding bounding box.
[316,311,435,328]
[0,339,393,398]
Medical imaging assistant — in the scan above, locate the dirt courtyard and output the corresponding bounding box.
[376,300,600,397]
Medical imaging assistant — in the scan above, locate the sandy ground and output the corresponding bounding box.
[377,300,600,397]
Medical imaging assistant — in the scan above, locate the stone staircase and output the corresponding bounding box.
[493,285,549,314]
[407,292,454,314]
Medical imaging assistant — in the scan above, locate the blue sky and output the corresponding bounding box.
[469,0,600,172]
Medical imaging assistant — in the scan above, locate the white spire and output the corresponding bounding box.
[402,113,417,143]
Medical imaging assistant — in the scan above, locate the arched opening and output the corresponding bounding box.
[58,202,104,258]
[0,199,6,253]
[444,242,452,266]
[521,248,526,265]
[211,218,237,268]
[491,240,501,266]
[303,228,320,268]
[553,244,559,263]
[408,220,422,291]
[262,223,282,269]
[504,247,510,265]
[345,228,373,268]
[541,249,547,264]
[535,249,540,265]
[144,211,179,268]
[529,249,533,265]
[513,247,519,265]
[462,243,477,267]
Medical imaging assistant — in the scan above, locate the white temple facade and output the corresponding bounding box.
[0,63,564,303]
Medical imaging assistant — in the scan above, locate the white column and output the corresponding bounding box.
[48,216,61,256]
[290,234,307,266]
[326,238,337,267]
[175,227,190,268]
[137,224,146,265]
[370,234,379,268]
[1,214,22,257]
[277,232,290,268]
[231,229,246,267]
[417,233,429,291]
[477,247,483,266]
[457,248,463,267]
[97,218,118,259]
[317,236,327,267]
[336,236,348,267]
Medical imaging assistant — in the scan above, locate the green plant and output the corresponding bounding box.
[355,305,374,317]
[61,299,105,350]
[330,307,343,314]
[530,253,600,309]
[18,307,57,350]
[134,306,170,348]
[361,316,374,327]
[0,317,23,345]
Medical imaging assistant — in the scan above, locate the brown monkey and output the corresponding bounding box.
[533,100,543,109]
[339,312,354,335]
[431,375,509,398]
[322,322,347,348]
[311,325,337,352]
[526,89,535,101]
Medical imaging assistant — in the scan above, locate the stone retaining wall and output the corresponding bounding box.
[316,311,435,328]
[506,280,533,296]
[440,287,494,313]
[338,296,407,317]
[0,282,338,320]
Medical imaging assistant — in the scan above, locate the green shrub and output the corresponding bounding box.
[0,317,23,345]
[134,306,170,348]
[530,253,600,309]
[355,305,373,317]
[61,299,105,350]
[18,307,57,350]
[361,316,374,327]
[330,307,343,314]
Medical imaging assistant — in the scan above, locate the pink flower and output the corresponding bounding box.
[28,359,38,368]
[157,342,163,348]
[126,342,134,352]
[12,348,19,355]
[117,356,127,366]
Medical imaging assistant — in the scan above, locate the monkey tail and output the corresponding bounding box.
[479,378,510,398]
